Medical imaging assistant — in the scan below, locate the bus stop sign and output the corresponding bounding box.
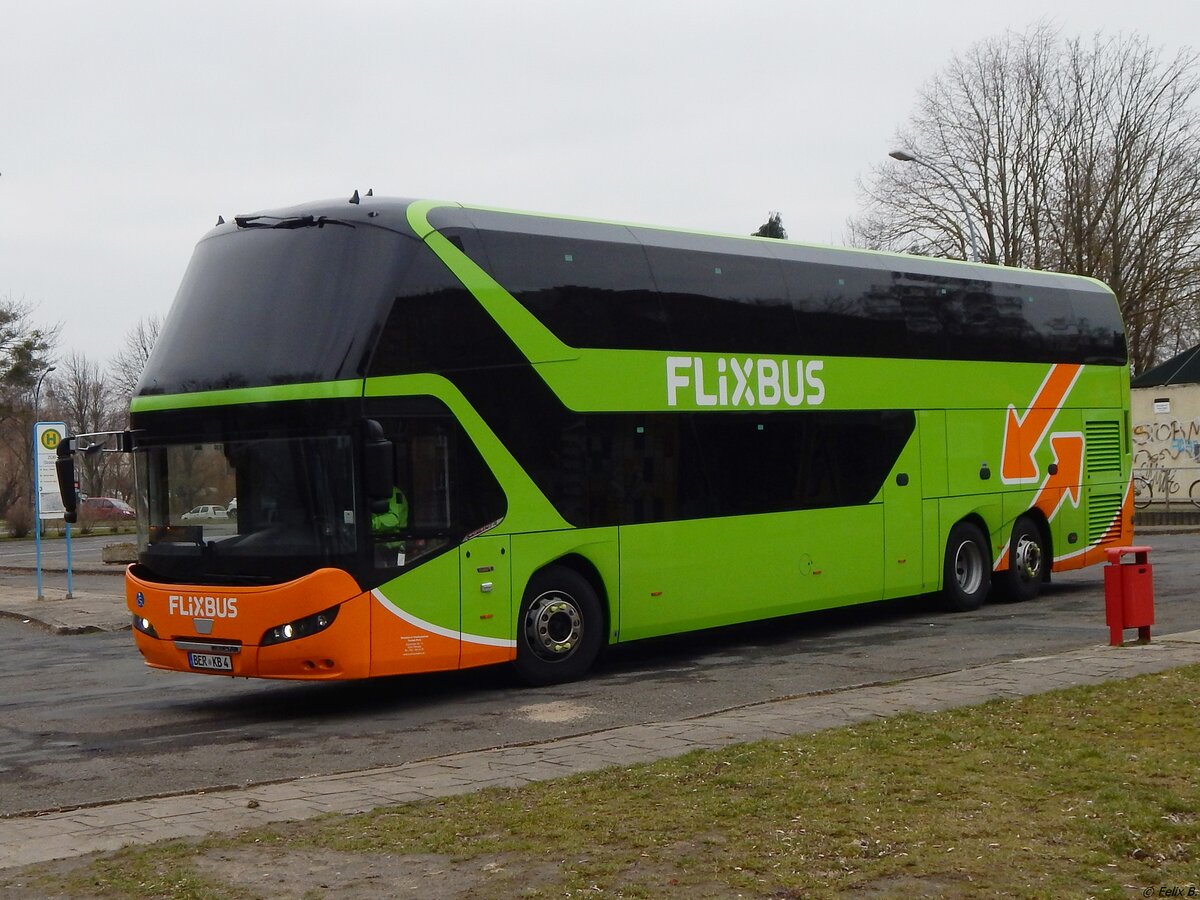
[35,421,67,519]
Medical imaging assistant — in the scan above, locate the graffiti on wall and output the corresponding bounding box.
[1132,418,1200,468]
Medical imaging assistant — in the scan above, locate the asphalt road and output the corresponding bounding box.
[0,533,128,570]
[1,532,1197,818]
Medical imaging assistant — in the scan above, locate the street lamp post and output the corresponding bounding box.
[33,365,56,421]
[888,149,984,264]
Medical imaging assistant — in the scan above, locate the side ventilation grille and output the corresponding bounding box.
[1085,420,1123,474]
[1088,493,1123,544]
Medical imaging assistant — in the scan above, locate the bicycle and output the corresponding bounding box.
[1133,475,1152,509]
[1132,469,1200,510]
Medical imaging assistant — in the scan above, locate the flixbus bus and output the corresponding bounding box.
[56,194,1132,685]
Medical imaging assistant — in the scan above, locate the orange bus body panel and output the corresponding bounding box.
[125,567,515,680]
[126,568,371,680]
[368,598,461,676]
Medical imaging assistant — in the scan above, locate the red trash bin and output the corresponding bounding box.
[1103,545,1154,646]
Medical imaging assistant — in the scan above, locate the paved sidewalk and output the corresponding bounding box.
[3,631,1200,870]
[0,580,128,634]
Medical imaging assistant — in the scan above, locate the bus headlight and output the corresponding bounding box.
[132,614,158,638]
[261,605,340,646]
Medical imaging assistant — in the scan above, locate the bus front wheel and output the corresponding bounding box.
[995,515,1047,602]
[940,521,991,612]
[514,566,604,686]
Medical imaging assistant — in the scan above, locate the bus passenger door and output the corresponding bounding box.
[459,535,514,668]
[883,428,924,599]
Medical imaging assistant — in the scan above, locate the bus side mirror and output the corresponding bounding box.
[363,420,394,514]
[56,439,79,524]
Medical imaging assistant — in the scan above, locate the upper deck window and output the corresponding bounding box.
[139,224,415,395]
[439,208,1126,366]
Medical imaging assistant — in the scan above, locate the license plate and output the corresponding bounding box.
[188,652,233,672]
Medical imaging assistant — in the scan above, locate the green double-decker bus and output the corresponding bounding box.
[66,195,1132,685]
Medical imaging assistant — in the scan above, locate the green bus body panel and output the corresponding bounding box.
[921,500,942,588]
[618,507,883,642]
[459,534,512,647]
[129,379,363,413]
[883,431,926,598]
[919,411,949,497]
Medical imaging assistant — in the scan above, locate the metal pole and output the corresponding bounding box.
[33,424,43,601]
[31,365,55,601]
[888,150,984,263]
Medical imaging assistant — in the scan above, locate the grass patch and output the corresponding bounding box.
[6,665,1200,898]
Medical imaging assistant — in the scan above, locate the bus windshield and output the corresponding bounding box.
[137,223,415,395]
[134,434,358,584]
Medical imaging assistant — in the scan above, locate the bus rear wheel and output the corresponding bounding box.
[995,515,1047,602]
[513,566,604,686]
[940,521,990,612]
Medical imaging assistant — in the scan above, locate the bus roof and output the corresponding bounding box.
[214,195,1112,297]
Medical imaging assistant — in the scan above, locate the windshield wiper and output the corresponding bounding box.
[233,214,355,230]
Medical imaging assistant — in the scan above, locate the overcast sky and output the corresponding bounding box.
[2,1,1196,367]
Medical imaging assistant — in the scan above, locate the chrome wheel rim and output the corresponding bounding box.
[524,591,584,662]
[1014,534,1042,582]
[954,540,984,595]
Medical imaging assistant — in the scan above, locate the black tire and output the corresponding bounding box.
[513,565,604,686]
[939,521,991,612]
[995,515,1047,603]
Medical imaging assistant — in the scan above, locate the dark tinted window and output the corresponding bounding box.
[688,410,913,517]
[782,263,900,357]
[367,399,507,571]
[130,399,364,586]
[442,211,1126,366]
[456,211,669,350]
[140,225,415,395]
[777,259,1126,364]
[638,236,795,353]
[1074,292,1127,364]
[368,240,528,375]
[497,408,914,527]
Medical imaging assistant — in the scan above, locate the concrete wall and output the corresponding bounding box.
[1131,384,1200,472]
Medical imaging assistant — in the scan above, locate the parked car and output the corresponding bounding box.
[181,504,228,522]
[226,498,237,519]
[78,497,136,521]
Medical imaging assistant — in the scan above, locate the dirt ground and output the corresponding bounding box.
[0,842,752,899]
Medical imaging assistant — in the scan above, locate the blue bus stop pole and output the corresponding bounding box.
[33,423,44,601]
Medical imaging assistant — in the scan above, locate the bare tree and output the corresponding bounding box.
[99,315,163,502]
[110,314,161,405]
[47,352,122,499]
[851,27,1200,374]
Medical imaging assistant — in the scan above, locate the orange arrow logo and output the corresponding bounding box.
[994,431,1085,571]
[1001,364,1081,483]
[1032,433,1083,519]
